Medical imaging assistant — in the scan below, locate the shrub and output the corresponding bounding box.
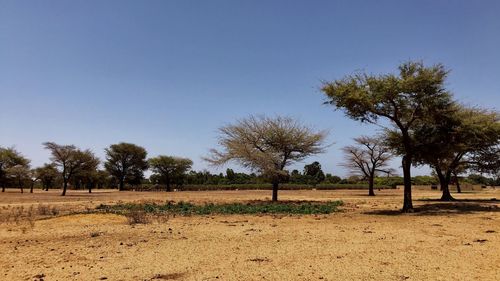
[98,200,343,216]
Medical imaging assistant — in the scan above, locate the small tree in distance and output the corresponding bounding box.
[0,147,30,192]
[104,143,148,191]
[149,156,193,191]
[35,163,59,191]
[205,115,327,201]
[304,161,326,186]
[6,164,31,193]
[341,136,393,196]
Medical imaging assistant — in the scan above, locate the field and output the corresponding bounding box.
[0,188,499,281]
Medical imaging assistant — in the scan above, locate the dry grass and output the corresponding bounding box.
[125,210,151,225]
[150,272,185,280]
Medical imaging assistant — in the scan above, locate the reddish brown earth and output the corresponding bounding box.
[0,188,499,280]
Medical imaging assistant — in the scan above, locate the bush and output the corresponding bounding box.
[97,200,343,216]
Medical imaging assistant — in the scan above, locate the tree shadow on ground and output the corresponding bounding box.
[364,200,499,216]
[417,198,498,203]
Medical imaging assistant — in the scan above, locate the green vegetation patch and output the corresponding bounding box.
[96,200,343,215]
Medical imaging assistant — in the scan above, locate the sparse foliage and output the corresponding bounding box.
[341,136,393,196]
[205,115,327,201]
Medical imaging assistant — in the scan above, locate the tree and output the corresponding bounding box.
[303,161,326,186]
[205,115,327,201]
[0,147,30,192]
[93,169,112,189]
[149,156,193,191]
[104,143,148,191]
[28,169,40,193]
[322,61,453,212]
[225,168,236,183]
[72,168,101,193]
[470,144,500,185]
[325,174,342,184]
[35,164,59,191]
[341,136,393,196]
[43,142,100,196]
[6,164,31,193]
[408,106,500,200]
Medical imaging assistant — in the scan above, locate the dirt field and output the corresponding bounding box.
[0,188,499,281]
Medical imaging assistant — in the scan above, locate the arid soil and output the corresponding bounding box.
[0,188,499,281]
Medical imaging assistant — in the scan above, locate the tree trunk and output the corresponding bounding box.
[62,179,67,196]
[1,183,5,192]
[19,178,23,193]
[440,181,454,201]
[119,177,124,191]
[401,155,413,212]
[272,179,279,202]
[30,181,34,193]
[166,176,171,192]
[437,168,454,201]
[368,173,375,196]
[454,172,461,193]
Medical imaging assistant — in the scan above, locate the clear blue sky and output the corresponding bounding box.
[1,0,499,176]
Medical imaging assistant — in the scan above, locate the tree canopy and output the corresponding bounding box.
[470,144,500,182]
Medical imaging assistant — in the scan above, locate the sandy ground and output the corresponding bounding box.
[0,188,499,281]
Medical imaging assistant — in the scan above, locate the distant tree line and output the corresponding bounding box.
[1,142,497,196]
[1,61,499,213]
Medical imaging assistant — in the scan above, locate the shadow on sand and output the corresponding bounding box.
[365,198,499,216]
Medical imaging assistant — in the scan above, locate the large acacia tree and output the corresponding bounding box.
[341,136,393,196]
[104,143,148,191]
[205,115,327,201]
[149,156,193,191]
[322,61,453,212]
[44,142,100,196]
